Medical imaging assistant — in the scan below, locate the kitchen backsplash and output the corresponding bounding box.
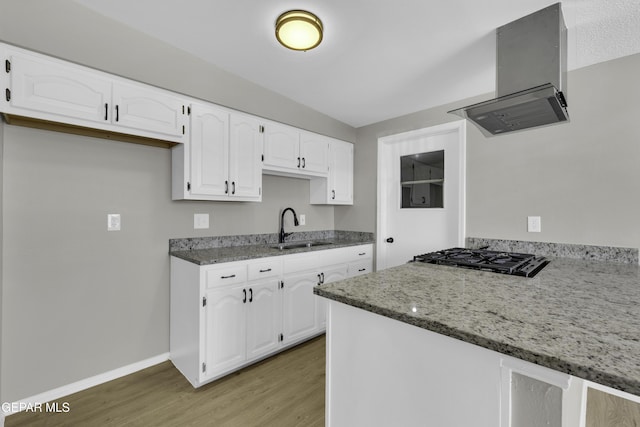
[170,230,374,252]
[466,237,639,264]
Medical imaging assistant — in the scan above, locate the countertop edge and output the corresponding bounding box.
[171,238,375,265]
[314,264,640,396]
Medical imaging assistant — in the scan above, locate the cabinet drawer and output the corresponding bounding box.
[347,245,373,261]
[283,252,321,274]
[349,260,373,277]
[248,258,282,281]
[205,264,247,288]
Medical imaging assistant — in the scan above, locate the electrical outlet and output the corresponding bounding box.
[299,214,306,226]
[194,213,210,229]
[527,216,541,233]
[107,214,121,231]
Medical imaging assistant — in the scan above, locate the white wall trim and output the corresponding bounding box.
[376,120,466,270]
[1,352,169,421]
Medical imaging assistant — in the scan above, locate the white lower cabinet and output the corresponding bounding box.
[315,264,348,330]
[202,278,281,381]
[245,279,282,360]
[170,243,373,388]
[203,284,247,377]
[282,270,320,345]
[283,244,373,340]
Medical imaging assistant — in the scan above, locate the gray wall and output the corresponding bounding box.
[0,0,351,402]
[0,126,333,401]
[341,53,640,251]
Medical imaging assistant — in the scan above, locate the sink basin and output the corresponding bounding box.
[270,241,334,250]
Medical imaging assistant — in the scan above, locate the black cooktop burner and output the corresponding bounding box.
[412,247,549,278]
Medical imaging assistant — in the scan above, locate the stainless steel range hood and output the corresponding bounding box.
[449,3,568,136]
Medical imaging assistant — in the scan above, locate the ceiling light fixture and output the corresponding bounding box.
[275,10,323,51]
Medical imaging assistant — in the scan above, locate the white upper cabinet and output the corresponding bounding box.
[263,121,329,177]
[1,43,188,144]
[188,103,229,197]
[229,113,263,199]
[0,42,355,205]
[310,138,354,205]
[111,80,187,141]
[329,139,354,204]
[6,48,112,126]
[299,131,330,174]
[172,103,263,201]
[262,121,299,170]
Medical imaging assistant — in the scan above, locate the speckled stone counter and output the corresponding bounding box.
[170,230,374,265]
[315,258,640,395]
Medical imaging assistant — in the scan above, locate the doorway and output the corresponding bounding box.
[376,121,466,270]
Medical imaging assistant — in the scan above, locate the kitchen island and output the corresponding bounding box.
[315,256,640,426]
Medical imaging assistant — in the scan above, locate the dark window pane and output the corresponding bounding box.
[400,150,444,209]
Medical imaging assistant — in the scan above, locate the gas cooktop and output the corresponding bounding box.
[412,247,549,278]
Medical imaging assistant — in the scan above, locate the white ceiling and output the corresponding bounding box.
[73,0,640,128]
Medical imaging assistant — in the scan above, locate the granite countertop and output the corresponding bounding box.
[171,236,374,265]
[315,257,640,396]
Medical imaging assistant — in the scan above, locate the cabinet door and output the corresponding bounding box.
[329,140,354,204]
[112,80,187,142]
[189,103,229,197]
[203,285,246,380]
[300,131,330,174]
[246,279,281,360]
[229,113,263,199]
[282,271,319,344]
[7,48,112,126]
[263,121,299,170]
[316,264,348,329]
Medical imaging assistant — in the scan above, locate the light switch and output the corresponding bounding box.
[194,213,210,229]
[527,216,541,233]
[299,214,306,226]
[107,214,121,231]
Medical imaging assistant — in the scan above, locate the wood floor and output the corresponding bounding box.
[586,387,640,427]
[6,335,325,427]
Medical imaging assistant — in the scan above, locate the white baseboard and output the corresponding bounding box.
[1,352,169,423]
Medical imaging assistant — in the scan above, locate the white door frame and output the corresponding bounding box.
[376,120,467,270]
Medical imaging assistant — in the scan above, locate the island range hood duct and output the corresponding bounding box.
[449,3,568,136]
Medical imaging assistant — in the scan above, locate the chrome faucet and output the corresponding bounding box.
[279,207,299,243]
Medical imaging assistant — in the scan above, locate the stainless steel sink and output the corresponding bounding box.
[270,241,334,250]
